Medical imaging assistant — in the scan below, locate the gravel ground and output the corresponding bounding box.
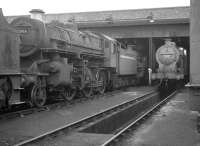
[0,86,155,146]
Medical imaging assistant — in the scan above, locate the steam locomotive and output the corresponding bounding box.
[151,38,188,90]
[0,9,146,109]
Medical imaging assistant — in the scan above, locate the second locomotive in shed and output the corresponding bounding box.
[151,38,188,90]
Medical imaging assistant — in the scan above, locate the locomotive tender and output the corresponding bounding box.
[0,9,145,108]
[151,38,187,89]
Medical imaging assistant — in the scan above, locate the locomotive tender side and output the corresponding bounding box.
[0,8,21,108]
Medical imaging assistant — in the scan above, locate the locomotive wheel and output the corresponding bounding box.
[31,84,46,107]
[82,83,93,98]
[82,68,93,98]
[59,85,77,101]
[97,71,106,94]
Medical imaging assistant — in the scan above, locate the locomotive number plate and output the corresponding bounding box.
[18,29,28,33]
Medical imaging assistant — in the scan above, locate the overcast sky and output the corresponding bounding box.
[1,0,190,16]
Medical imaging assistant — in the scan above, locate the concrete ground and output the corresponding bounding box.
[120,88,200,146]
[0,86,154,146]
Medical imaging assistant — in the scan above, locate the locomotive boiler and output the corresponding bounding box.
[151,38,187,89]
[0,9,146,108]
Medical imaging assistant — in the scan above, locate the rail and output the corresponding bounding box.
[0,88,126,121]
[14,90,156,146]
[101,90,177,146]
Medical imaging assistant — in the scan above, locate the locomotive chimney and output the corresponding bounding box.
[29,9,45,22]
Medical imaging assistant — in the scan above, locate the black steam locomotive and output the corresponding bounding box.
[151,38,188,90]
[0,9,146,109]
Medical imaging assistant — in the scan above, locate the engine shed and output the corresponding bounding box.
[72,7,190,77]
[7,6,191,83]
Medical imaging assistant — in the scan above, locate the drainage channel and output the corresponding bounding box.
[80,92,159,134]
[101,90,177,146]
[15,90,157,146]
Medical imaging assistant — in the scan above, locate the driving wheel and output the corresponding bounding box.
[31,84,46,107]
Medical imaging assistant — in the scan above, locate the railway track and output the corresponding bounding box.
[101,90,177,146]
[14,90,157,146]
[0,88,125,121]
